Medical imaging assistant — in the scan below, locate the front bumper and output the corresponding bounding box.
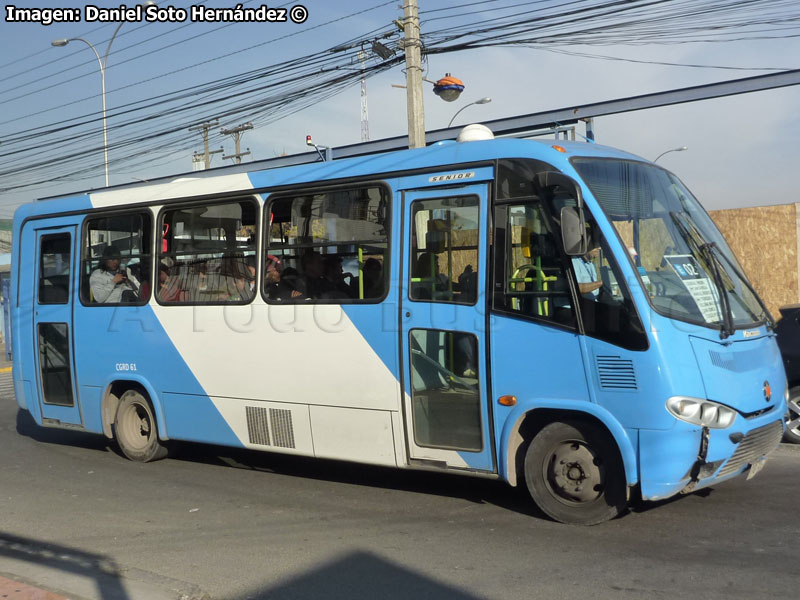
[638,406,785,501]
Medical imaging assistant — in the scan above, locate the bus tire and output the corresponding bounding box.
[784,386,800,444]
[113,390,168,462]
[524,421,626,525]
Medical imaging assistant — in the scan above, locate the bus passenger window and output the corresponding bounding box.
[81,212,152,305]
[410,329,482,451]
[39,234,71,305]
[409,196,479,305]
[158,199,257,304]
[499,203,575,327]
[265,186,389,303]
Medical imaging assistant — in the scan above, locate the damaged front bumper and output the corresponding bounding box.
[638,410,784,501]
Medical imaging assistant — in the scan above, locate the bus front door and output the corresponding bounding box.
[401,184,494,472]
[33,224,82,426]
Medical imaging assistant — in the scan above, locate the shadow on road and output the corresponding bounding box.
[169,439,549,521]
[15,408,112,454]
[231,550,486,600]
[628,486,713,515]
[0,532,129,600]
[13,405,547,521]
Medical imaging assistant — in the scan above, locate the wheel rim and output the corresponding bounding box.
[119,401,153,451]
[543,439,605,505]
[788,394,800,436]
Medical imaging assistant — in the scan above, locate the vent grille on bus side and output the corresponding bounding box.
[270,408,296,448]
[245,406,296,448]
[246,406,271,446]
[596,356,637,390]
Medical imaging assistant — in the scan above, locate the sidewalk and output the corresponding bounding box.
[0,574,68,600]
[0,338,11,372]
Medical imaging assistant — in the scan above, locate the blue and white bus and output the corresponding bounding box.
[11,131,787,524]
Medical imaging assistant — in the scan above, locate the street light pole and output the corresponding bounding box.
[52,1,155,187]
[654,146,688,163]
[448,97,492,128]
[52,38,108,186]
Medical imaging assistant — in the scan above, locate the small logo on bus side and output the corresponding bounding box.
[743,329,760,338]
[429,171,475,183]
[763,380,771,403]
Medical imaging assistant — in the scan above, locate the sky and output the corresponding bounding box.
[0,0,799,218]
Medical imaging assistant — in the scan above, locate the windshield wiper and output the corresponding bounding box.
[670,212,734,339]
[698,241,734,340]
[705,242,774,330]
[675,211,773,330]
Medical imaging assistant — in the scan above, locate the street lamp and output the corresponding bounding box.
[52,0,156,187]
[448,97,492,128]
[654,146,688,163]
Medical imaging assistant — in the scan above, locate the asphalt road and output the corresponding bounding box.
[1,374,798,600]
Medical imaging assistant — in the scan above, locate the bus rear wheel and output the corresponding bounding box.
[524,421,626,525]
[114,390,168,462]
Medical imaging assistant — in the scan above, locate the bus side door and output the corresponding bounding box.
[400,184,494,472]
[32,222,82,426]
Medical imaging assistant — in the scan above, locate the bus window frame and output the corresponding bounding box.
[155,195,260,307]
[262,181,392,305]
[38,232,73,306]
[407,193,481,307]
[491,196,580,332]
[79,209,154,308]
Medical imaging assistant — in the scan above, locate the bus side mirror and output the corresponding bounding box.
[561,206,587,256]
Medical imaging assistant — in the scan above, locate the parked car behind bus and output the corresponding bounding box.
[776,305,800,443]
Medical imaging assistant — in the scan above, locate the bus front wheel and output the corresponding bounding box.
[524,421,626,525]
[784,386,800,444]
[114,390,168,462]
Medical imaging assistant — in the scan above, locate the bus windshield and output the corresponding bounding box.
[572,158,768,335]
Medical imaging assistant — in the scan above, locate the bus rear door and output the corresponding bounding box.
[401,184,494,472]
[32,221,82,426]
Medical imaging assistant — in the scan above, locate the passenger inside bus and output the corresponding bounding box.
[320,255,354,299]
[245,255,257,296]
[90,245,139,303]
[351,257,384,299]
[214,255,255,302]
[157,260,186,303]
[265,254,304,301]
[301,251,325,299]
[412,252,450,300]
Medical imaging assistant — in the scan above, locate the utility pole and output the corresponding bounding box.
[403,0,425,149]
[189,120,223,169]
[358,50,370,142]
[221,122,254,164]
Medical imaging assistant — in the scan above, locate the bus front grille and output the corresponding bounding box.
[716,420,783,479]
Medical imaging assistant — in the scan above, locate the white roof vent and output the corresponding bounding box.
[457,124,494,142]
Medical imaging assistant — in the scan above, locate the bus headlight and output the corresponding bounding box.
[666,396,736,429]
